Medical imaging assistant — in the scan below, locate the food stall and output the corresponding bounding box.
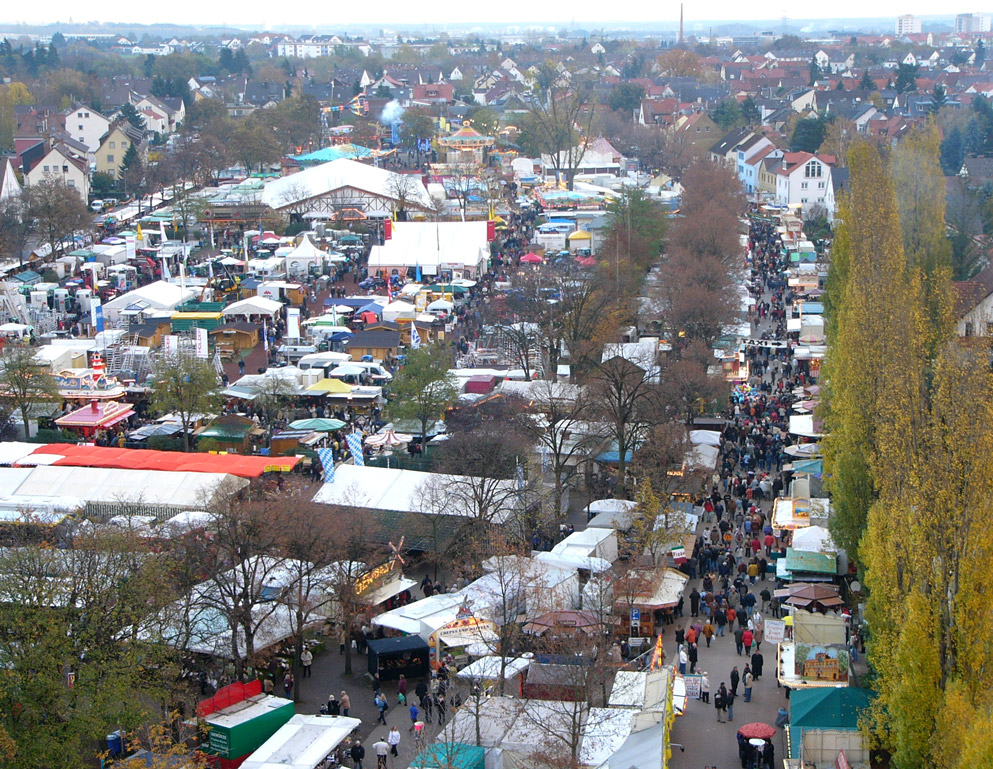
[613,568,689,645]
[367,635,431,682]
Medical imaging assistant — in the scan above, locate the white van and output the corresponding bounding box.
[350,360,393,383]
[277,341,318,362]
[297,351,352,371]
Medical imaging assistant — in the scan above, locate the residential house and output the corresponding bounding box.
[824,166,849,222]
[774,152,836,213]
[708,126,755,169]
[24,144,90,203]
[740,142,782,197]
[670,111,720,152]
[758,155,781,198]
[95,122,146,180]
[411,82,454,104]
[953,265,993,337]
[63,106,111,155]
[134,94,185,134]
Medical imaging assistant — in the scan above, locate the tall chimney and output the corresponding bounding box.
[679,4,685,45]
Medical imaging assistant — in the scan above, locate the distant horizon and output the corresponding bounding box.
[0,11,977,37]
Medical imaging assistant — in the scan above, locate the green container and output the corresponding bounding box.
[206,696,295,759]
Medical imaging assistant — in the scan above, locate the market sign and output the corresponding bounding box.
[208,730,229,754]
[765,619,786,644]
[355,562,393,596]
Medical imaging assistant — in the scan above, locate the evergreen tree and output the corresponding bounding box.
[859,69,875,89]
[809,56,824,85]
[976,38,986,68]
[894,62,919,93]
[940,125,965,175]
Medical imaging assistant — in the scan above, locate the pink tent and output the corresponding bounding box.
[520,252,543,264]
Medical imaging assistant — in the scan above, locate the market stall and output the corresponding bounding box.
[366,635,430,681]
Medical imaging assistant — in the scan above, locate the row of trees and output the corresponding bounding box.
[824,134,993,768]
[0,177,92,264]
[0,478,394,767]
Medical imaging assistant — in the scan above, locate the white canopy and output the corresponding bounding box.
[791,525,837,554]
[456,655,532,682]
[382,301,416,322]
[689,429,722,447]
[240,715,362,769]
[284,235,327,268]
[223,296,284,318]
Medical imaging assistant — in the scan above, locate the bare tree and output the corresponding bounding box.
[589,356,662,495]
[524,380,607,519]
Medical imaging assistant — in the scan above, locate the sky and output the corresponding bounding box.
[0,4,960,32]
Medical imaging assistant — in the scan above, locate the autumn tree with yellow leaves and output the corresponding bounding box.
[825,139,993,768]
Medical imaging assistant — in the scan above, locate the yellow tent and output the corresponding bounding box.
[568,230,592,240]
[306,378,354,394]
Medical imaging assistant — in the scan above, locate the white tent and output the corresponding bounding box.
[240,715,362,769]
[0,466,245,515]
[367,221,490,277]
[791,525,837,554]
[102,280,199,323]
[284,236,327,276]
[261,158,434,213]
[689,429,722,447]
[312,464,518,523]
[222,296,284,318]
[382,300,416,322]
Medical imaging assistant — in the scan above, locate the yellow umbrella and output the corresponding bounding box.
[783,615,794,626]
[306,378,353,394]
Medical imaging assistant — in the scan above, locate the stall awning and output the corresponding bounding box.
[438,625,498,649]
[362,576,418,607]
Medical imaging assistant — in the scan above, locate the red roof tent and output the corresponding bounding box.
[32,444,299,478]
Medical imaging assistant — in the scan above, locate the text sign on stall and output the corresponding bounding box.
[764,619,786,644]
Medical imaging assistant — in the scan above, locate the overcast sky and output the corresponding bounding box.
[0,5,955,31]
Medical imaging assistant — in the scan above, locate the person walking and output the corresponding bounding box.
[730,666,740,697]
[715,607,727,637]
[725,686,736,722]
[743,665,754,702]
[408,702,420,732]
[734,625,745,655]
[690,587,700,617]
[372,737,389,769]
[678,645,688,675]
[700,671,710,704]
[301,648,313,678]
[688,642,698,674]
[283,671,294,698]
[327,694,340,715]
[436,694,447,725]
[751,650,764,680]
[703,620,715,647]
[375,693,388,725]
[743,628,754,656]
[716,683,728,723]
[350,741,366,769]
[340,691,351,716]
[388,726,401,758]
[397,674,408,705]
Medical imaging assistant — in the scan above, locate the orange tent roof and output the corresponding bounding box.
[30,443,299,477]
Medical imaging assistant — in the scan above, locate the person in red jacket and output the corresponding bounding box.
[742,628,754,655]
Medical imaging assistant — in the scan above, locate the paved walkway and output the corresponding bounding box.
[671,266,789,769]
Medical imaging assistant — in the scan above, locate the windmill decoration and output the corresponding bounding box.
[388,536,405,569]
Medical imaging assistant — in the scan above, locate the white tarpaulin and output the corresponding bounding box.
[689,430,722,447]
[223,296,284,317]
